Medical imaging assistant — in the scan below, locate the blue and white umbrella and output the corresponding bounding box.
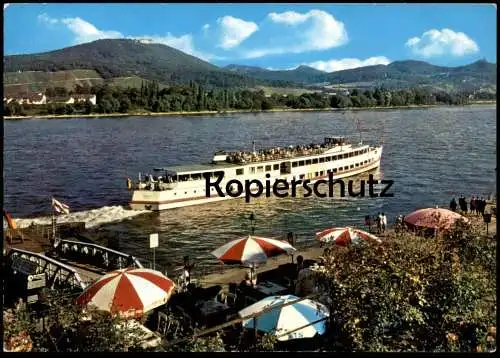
[238,294,329,341]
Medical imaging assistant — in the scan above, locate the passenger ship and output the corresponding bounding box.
[129,137,383,211]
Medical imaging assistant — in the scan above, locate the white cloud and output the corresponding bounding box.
[405,28,479,57]
[217,15,258,49]
[131,33,215,61]
[305,56,391,72]
[38,13,59,25]
[203,23,210,31]
[268,11,309,25]
[241,9,347,58]
[61,17,123,44]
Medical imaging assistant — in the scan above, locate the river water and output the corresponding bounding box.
[3,105,496,272]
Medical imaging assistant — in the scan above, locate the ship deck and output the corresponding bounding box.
[154,162,241,174]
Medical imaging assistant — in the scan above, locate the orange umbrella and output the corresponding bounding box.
[404,207,468,231]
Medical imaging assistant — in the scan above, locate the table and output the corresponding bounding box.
[116,320,161,349]
[196,300,230,317]
[254,281,288,296]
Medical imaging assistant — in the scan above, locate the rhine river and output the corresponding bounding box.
[3,105,496,273]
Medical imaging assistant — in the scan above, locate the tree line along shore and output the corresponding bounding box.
[3,80,496,119]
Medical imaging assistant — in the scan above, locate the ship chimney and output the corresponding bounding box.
[252,140,256,153]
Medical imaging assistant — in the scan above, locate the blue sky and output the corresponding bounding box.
[4,3,497,72]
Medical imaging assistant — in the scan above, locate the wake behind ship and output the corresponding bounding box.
[128,137,383,211]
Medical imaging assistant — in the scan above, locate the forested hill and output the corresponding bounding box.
[225,64,327,84]
[3,39,295,88]
[225,60,497,90]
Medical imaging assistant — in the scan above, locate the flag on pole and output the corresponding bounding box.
[52,197,70,214]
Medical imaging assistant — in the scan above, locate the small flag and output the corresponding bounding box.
[3,209,17,230]
[52,197,70,214]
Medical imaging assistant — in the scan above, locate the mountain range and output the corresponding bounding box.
[3,39,497,96]
[225,60,497,90]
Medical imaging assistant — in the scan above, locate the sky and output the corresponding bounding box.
[3,3,497,72]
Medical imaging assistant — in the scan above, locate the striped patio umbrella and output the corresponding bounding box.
[210,235,297,266]
[316,227,381,246]
[238,295,329,341]
[404,207,469,231]
[76,268,175,319]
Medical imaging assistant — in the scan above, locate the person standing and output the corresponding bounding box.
[470,196,476,216]
[377,212,383,234]
[458,195,465,213]
[381,213,387,233]
[364,215,372,232]
[449,198,457,212]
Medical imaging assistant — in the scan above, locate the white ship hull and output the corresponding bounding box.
[130,144,383,211]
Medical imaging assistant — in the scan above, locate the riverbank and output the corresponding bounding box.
[3,101,495,120]
[195,212,496,288]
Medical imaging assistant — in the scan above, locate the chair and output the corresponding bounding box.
[226,292,237,307]
[157,312,170,335]
[215,291,227,304]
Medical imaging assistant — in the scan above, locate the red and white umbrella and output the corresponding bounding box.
[404,207,468,231]
[76,268,175,318]
[211,235,297,266]
[316,227,381,246]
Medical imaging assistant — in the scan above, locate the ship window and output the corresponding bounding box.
[319,157,325,163]
[343,154,348,159]
[320,171,324,176]
[339,167,343,171]
[299,160,304,166]
[325,156,331,162]
[250,167,255,174]
[306,160,312,165]
[315,172,319,177]
[179,175,189,181]
[350,165,354,169]
[312,158,318,164]
[332,155,337,161]
[299,174,305,179]
[344,166,349,170]
[191,173,201,180]
[292,162,298,168]
[354,151,359,156]
[333,168,337,173]
[257,166,264,173]
[364,160,367,164]
[265,165,272,171]
[355,163,359,167]
[215,171,224,178]
[273,164,279,170]
[327,169,331,173]
[185,192,187,194]
[236,168,244,175]
[194,190,196,193]
[349,152,353,157]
